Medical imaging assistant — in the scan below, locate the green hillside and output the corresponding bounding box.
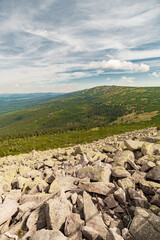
[0,85,160,136]
[0,85,159,156]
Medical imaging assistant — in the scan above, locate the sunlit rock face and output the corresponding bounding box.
[0,127,160,240]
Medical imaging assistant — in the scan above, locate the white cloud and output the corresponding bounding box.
[151,72,160,78]
[0,0,159,92]
[118,76,135,86]
[86,60,149,72]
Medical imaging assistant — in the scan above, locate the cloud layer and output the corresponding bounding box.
[0,0,159,92]
[86,60,149,72]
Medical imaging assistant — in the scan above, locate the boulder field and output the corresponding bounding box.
[0,127,160,240]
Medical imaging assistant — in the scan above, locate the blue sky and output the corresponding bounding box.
[0,0,160,93]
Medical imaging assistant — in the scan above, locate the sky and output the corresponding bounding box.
[0,0,160,93]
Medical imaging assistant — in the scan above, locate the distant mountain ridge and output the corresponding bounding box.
[0,92,65,115]
[0,85,159,136]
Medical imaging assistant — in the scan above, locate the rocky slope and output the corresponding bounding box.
[0,127,160,240]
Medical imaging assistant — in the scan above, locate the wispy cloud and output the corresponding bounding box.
[0,0,159,92]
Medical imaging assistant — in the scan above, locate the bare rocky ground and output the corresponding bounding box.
[0,127,160,240]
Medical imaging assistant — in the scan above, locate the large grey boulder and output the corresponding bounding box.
[64,213,84,239]
[0,199,19,226]
[49,176,77,193]
[83,191,108,240]
[30,229,67,240]
[140,179,160,194]
[129,207,160,240]
[146,166,160,183]
[45,190,72,230]
[107,227,124,240]
[141,143,154,156]
[112,166,131,178]
[82,226,100,240]
[113,150,135,167]
[76,165,111,182]
[79,181,115,196]
[124,140,143,151]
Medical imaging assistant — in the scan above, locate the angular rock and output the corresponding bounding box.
[140,179,160,194]
[112,166,131,178]
[82,226,99,240]
[71,192,78,205]
[104,194,118,209]
[79,181,115,196]
[76,165,111,182]
[141,161,156,172]
[21,193,51,205]
[118,178,135,191]
[129,207,160,240]
[103,145,116,153]
[79,153,89,166]
[128,188,145,200]
[30,229,67,240]
[0,199,18,226]
[150,193,160,207]
[124,140,143,151]
[146,166,160,183]
[141,142,154,156]
[114,188,126,205]
[113,150,135,167]
[49,176,77,194]
[64,213,84,239]
[45,190,71,230]
[107,227,124,240]
[26,206,46,236]
[83,191,108,239]
[153,144,160,155]
[132,170,146,184]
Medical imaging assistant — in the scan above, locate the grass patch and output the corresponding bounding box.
[0,119,159,157]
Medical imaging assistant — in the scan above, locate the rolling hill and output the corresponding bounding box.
[0,85,159,136]
[0,85,160,157]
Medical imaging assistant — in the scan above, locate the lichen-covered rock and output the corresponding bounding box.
[124,140,144,151]
[129,207,160,240]
[140,179,160,194]
[112,166,131,178]
[141,142,154,156]
[76,165,111,182]
[118,178,135,191]
[113,150,135,167]
[146,166,160,183]
[0,127,159,239]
